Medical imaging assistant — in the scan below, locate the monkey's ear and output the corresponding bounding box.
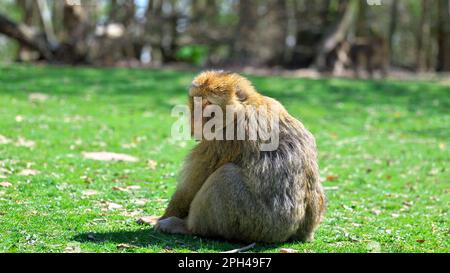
[235,86,247,101]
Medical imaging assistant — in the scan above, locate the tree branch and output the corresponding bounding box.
[0,13,54,60]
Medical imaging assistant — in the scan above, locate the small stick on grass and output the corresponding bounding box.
[222,243,256,253]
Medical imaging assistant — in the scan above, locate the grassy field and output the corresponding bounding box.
[0,64,448,253]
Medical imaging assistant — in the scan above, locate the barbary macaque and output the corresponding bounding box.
[334,37,389,78]
[347,37,389,78]
[155,71,325,243]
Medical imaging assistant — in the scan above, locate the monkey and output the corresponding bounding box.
[331,37,389,78]
[347,37,389,79]
[155,71,325,243]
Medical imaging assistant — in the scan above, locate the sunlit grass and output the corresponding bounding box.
[0,64,448,253]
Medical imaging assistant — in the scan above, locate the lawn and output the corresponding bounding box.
[0,64,448,253]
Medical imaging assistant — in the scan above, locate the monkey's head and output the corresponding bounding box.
[189,70,260,107]
[188,71,262,139]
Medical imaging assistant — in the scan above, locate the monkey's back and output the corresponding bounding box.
[234,111,322,241]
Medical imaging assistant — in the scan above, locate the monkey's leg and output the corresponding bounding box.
[186,163,252,241]
[160,153,215,220]
[186,163,284,243]
[293,188,326,242]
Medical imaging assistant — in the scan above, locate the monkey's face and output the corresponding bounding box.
[188,71,247,139]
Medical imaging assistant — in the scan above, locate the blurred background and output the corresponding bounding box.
[0,0,449,254]
[0,0,449,77]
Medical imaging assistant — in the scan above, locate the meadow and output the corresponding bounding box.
[0,64,448,252]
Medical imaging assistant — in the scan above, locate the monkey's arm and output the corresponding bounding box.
[161,154,215,219]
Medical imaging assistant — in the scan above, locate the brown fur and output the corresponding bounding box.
[155,71,326,243]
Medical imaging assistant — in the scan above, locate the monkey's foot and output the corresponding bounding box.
[155,216,190,235]
[297,232,314,242]
[291,231,315,242]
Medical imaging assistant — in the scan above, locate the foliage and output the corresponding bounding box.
[175,45,209,66]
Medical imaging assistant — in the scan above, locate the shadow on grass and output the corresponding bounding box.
[2,64,449,116]
[73,228,285,252]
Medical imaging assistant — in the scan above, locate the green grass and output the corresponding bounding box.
[0,64,448,253]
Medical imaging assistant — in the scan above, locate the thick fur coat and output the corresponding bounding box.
[156,71,325,243]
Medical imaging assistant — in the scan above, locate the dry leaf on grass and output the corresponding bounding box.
[132,198,149,206]
[64,243,81,253]
[371,209,381,216]
[15,137,35,148]
[121,143,137,149]
[113,185,141,192]
[29,93,49,102]
[416,239,425,243]
[137,215,159,225]
[147,160,157,170]
[222,243,256,253]
[82,189,98,196]
[0,135,11,145]
[402,201,413,208]
[83,152,138,162]
[279,248,298,253]
[151,197,168,203]
[0,181,12,187]
[18,169,40,176]
[121,210,143,217]
[326,175,339,182]
[117,243,135,250]
[107,202,123,210]
[342,205,354,211]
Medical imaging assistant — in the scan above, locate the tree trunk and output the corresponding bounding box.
[16,0,41,60]
[59,0,91,63]
[355,0,369,37]
[437,0,450,71]
[416,0,431,72]
[232,0,258,65]
[109,0,119,22]
[266,0,288,66]
[108,0,135,26]
[313,0,357,70]
[388,0,398,65]
[51,0,65,38]
[144,0,179,63]
[36,0,58,48]
[160,0,179,63]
